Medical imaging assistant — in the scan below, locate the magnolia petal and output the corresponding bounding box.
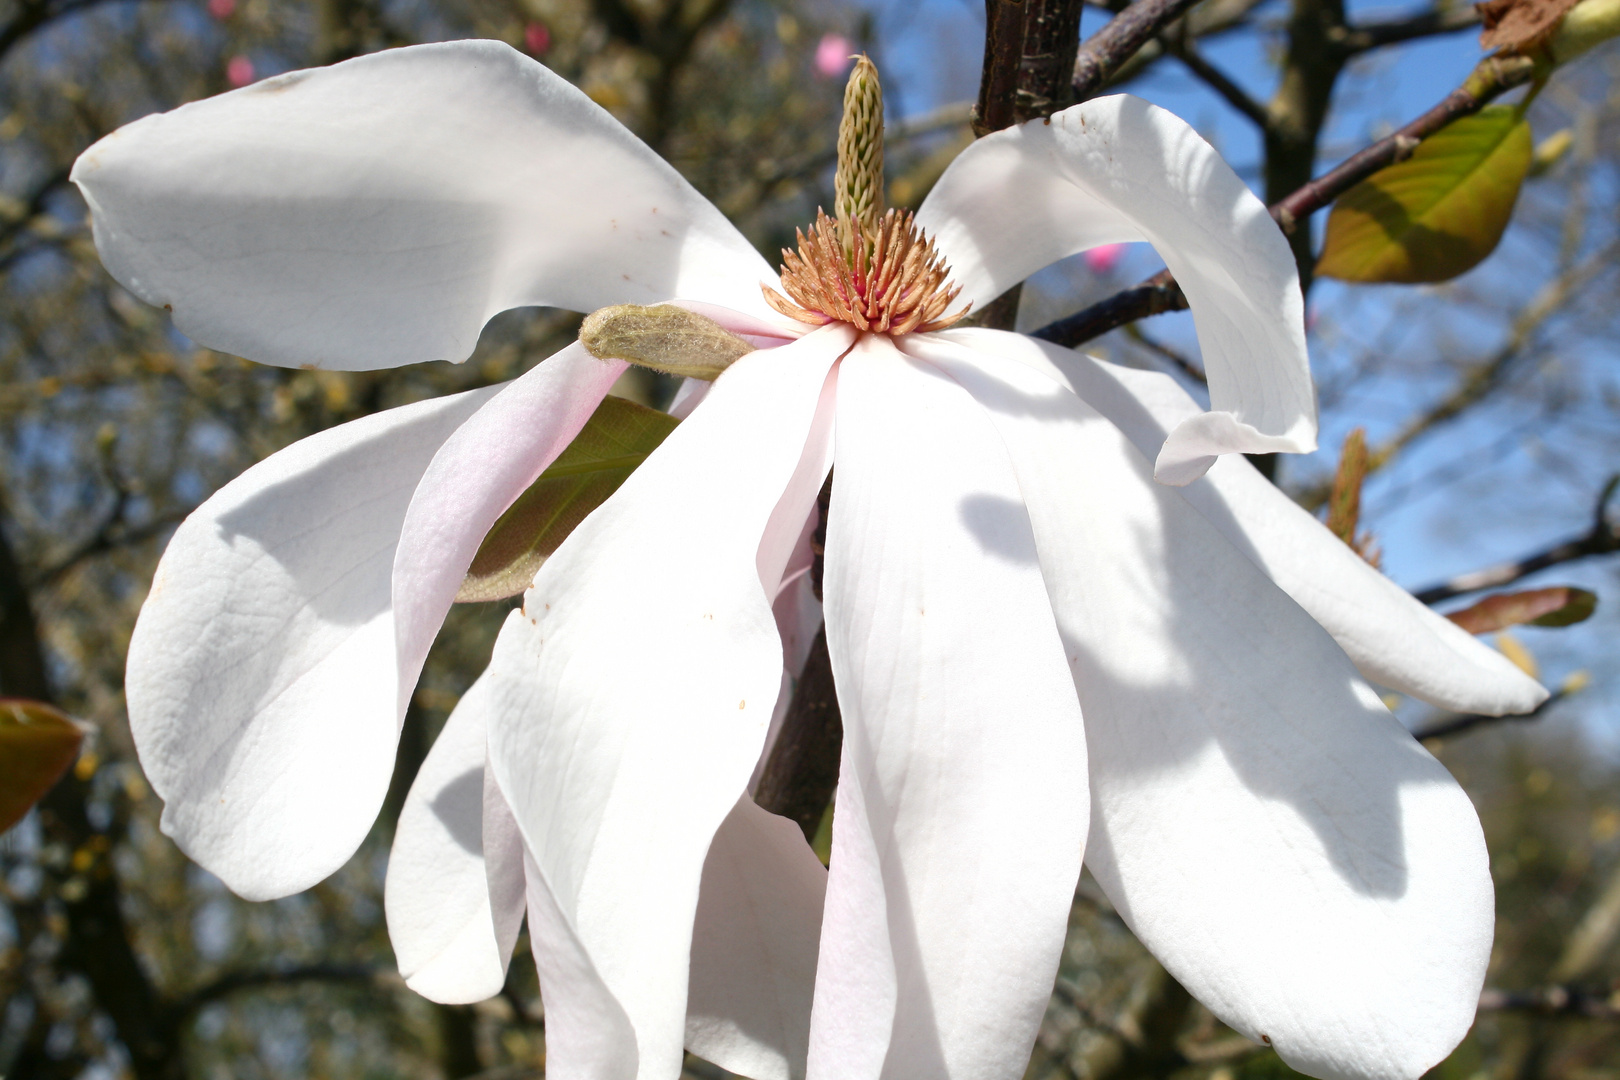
[941,327,1547,716]
[808,337,1088,1080]
[688,797,827,1080]
[521,843,641,1080]
[70,40,780,370]
[920,337,1493,1080]
[915,96,1315,476]
[485,325,853,1080]
[393,343,626,716]
[126,386,499,900]
[386,674,525,1004]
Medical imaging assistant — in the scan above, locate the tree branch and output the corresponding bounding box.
[1338,4,1481,53]
[1072,0,1204,101]
[1032,53,1540,348]
[1412,476,1620,604]
[166,964,388,1026]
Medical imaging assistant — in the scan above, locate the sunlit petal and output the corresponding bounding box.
[485,325,853,1079]
[71,40,781,370]
[126,386,498,900]
[807,336,1088,1080]
[916,96,1314,479]
[916,336,1493,1080]
[941,327,1547,716]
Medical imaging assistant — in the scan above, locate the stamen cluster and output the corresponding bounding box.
[762,209,970,336]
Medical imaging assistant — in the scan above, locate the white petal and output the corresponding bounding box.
[688,797,827,1080]
[808,336,1089,1080]
[126,385,499,900]
[940,327,1547,716]
[70,41,780,370]
[915,96,1315,476]
[521,841,640,1080]
[485,325,854,1080]
[916,336,1493,1080]
[393,343,626,716]
[385,673,525,1004]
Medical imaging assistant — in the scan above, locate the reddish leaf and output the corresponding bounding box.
[0,698,84,832]
[1446,586,1598,634]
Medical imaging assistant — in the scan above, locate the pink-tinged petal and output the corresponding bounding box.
[70,40,780,371]
[385,673,525,1004]
[940,327,1546,716]
[917,336,1493,1080]
[915,96,1315,479]
[688,797,827,1080]
[393,343,625,716]
[484,325,854,1080]
[808,336,1089,1080]
[125,386,499,901]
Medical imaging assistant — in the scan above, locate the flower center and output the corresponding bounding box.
[761,210,969,335]
[758,53,969,335]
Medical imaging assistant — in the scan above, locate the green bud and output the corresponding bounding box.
[579,304,756,381]
[834,55,885,242]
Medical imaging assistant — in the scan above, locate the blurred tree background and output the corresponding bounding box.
[0,0,1616,1075]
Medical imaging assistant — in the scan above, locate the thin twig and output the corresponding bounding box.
[1412,476,1620,604]
[1033,53,1541,348]
[1167,39,1270,129]
[1479,985,1620,1019]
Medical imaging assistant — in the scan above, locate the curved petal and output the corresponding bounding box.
[939,327,1546,716]
[915,96,1314,479]
[485,325,853,1080]
[70,40,781,370]
[807,337,1089,1080]
[916,335,1493,1080]
[126,385,500,900]
[393,343,626,716]
[688,797,827,1080]
[385,673,525,1004]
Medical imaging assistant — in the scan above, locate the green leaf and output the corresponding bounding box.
[0,698,84,833]
[1317,107,1533,284]
[1446,586,1597,634]
[457,395,680,603]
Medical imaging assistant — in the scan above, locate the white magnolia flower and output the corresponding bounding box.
[73,39,1546,1080]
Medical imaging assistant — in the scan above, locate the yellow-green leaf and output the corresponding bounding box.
[456,395,679,603]
[0,698,83,832]
[1317,107,1533,284]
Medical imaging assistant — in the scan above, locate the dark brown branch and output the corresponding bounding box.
[1072,0,1203,101]
[1413,476,1620,604]
[1338,5,1481,53]
[753,628,842,841]
[974,0,1031,135]
[1168,40,1270,129]
[1032,53,1540,348]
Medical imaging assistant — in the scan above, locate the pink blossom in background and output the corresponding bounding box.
[523,22,550,56]
[206,0,235,18]
[1084,243,1124,274]
[814,34,853,78]
[226,55,255,87]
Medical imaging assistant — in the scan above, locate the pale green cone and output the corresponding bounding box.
[834,54,885,250]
